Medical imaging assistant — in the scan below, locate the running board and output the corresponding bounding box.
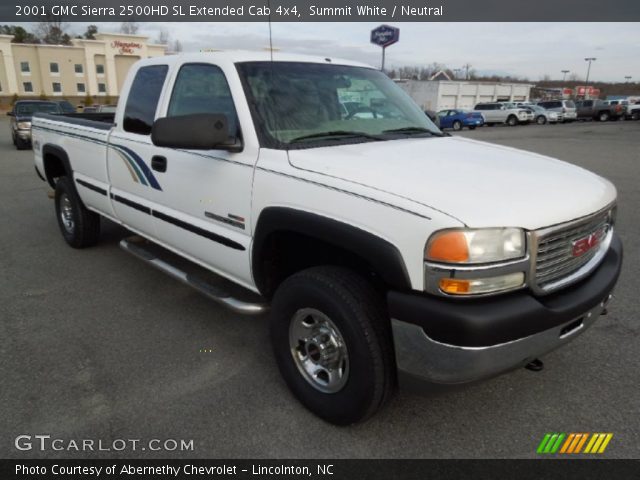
[119,237,268,315]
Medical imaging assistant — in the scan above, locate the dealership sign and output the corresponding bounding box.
[370,25,400,47]
[576,86,601,98]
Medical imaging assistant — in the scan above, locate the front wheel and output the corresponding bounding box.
[536,115,547,125]
[507,115,518,126]
[270,266,395,425]
[598,111,610,122]
[55,176,101,248]
[452,120,462,131]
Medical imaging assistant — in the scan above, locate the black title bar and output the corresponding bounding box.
[2,0,640,22]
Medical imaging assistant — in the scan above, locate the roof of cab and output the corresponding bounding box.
[135,50,374,69]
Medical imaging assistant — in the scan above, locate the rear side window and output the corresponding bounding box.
[565,100,575,108]
[123,65,168,135]
[167,63,239,136]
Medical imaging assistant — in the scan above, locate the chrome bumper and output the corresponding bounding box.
[392,296,611,385]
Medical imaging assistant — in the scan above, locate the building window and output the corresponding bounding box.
[50,62,59,74]
[74,64,83,74]
[23,82,33,93]
[98,83,107,93]
[77,83,86,93]
[96,64,105,75]
[20,61,30,74]
[52,82,62,93]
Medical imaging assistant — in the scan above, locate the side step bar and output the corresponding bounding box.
[119,237,268,315]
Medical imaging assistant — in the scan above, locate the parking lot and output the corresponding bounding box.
[1,117,638,459]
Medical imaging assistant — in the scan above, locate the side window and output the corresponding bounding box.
[167,63,239,137]
[123,65,168,135]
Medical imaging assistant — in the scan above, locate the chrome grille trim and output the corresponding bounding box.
[530,205,615,295]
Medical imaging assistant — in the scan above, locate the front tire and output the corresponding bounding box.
[452,120,462,131]
[55,176,101,248]
[270,266,395,425]
[507,115,518,126]
[598,111,610,122]
[536,115,547,125]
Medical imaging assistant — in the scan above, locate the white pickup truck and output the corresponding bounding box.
[33,52,622,425]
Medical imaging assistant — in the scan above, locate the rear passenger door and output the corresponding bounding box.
[149,63,258,287]
[107,64,169,238]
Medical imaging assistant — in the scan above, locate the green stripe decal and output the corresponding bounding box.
[544,434,558,453]
[537,434,552,454]
[115,149,148,186]
[550,433,566,453]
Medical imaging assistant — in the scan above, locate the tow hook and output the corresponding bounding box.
[525,359,544,372]
[601,294,613,316]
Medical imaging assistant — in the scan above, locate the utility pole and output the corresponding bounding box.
[584,57,596,84]
[561,70,570,82]
[454,68,462,79]
[462,63,471,80]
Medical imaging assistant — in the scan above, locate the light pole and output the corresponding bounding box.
[561,70,570,82]
[625,76,632,82]
[584,57,596,84]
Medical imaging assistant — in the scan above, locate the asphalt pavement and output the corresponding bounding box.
[1,118,638,458]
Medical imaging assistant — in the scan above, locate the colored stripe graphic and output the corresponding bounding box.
[538,433,613,454]
[117,144,163,190]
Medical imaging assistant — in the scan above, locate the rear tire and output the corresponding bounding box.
[270,266,395,425]
[598,111,610,122]
[55,176,101,248]
[632,111,640,121]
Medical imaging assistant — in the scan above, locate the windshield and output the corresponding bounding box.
[16,102,60,115]
[236,61,441,147]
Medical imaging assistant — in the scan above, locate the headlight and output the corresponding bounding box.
[425,228,525,264]
[17,121,31,130]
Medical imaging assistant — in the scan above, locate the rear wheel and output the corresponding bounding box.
[55,176,101,248]
[632,111,640,121]
[270,266,395,425]
[598,111,610,122]
[452,120,462,131]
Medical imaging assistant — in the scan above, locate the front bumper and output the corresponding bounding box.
[389,234,622,384]
[16,129,32,141]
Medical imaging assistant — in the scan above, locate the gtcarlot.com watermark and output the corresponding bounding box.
[15,435,194,452]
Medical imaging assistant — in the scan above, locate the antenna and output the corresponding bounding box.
[267,0,274,62]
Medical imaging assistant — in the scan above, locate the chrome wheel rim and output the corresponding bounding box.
[59,194,74,233]
[289,308,349,393]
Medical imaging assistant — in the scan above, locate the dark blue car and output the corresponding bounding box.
[437,109,485,131]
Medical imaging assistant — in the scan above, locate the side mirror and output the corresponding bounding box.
[6,111,14,116]
[151,113,239,151]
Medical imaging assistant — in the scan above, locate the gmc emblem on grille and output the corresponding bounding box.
[572,225,608,257]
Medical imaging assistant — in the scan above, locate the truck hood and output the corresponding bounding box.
[287,136,616,230]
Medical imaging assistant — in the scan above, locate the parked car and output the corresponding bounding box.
[33,52,622,425]
[473,102,530,126]
[51,99,77,114]
[575,99,626,122]
[625,103,640,121]
[522,105,559,125]
[437,109,484,130]
[536,100,577,122]
[7,100,61,150]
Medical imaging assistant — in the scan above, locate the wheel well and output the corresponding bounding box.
[256,230,387,299]
[42,147,70,188]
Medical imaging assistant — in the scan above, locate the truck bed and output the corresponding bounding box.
[34,112,115,130]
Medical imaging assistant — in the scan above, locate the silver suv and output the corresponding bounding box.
[536,99,577,123]
[473,102,530,126]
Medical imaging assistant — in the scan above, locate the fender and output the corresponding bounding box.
[252,207,411,293]
[42,144,73,188]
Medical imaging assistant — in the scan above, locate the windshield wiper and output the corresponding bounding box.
[289,130,384,143]
[382,127,445,137]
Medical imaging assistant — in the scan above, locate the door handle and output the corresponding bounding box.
[151,155,167,173]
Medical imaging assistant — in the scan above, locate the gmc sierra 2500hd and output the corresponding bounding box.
[32,52,622,425]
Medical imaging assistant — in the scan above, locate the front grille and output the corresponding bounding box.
[534,211,612,292]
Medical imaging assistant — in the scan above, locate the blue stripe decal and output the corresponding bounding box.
[115,144,162,191]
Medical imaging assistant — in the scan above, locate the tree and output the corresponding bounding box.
[83,94,94,107]
[39,91,48,100]
[35,17,72,45]
[0,25,40,44]
[84,25,98,40]
[156,29,170,45]
[120,21,139,35]
[171,39,183,53]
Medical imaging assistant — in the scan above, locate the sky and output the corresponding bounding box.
[33,22,640,82]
